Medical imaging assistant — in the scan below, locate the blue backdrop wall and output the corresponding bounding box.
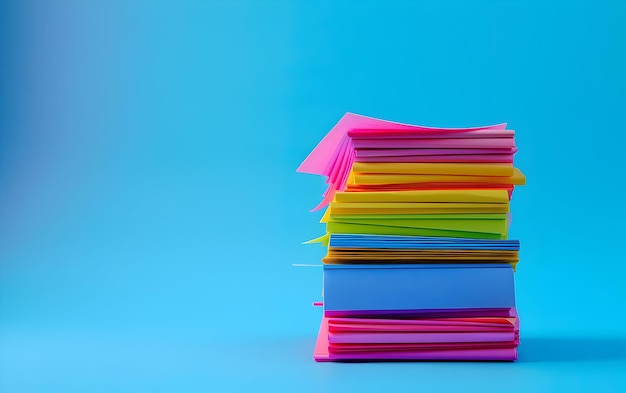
[1,0,625,391]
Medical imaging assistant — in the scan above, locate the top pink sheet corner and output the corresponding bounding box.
[296,112,507,176]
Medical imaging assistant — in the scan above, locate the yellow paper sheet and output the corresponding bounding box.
[352,162,515,177]
[325,249,518,261]
[326,222,504,239]
[322,257,518,269]
[333,189,509,204]
[302,233,330,246]
[329,217,506,235]
[329,213,507,220]
[330,202,510,215]
[352,169,526,186]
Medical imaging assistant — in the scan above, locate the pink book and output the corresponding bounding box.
[314,317,518,362]
[355,155,514,163]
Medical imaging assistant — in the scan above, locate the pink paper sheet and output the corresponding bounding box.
[355,155,514,163]
[298,113,509,210]
[329,342,516,352]
[352,138,516,149]
[297,112,507,176]
[329,322,513,333]
[314,317,518,361]
[328,316,515,327]
[355,148,515,157]
[348,129,514,139]
[328,331,516,344]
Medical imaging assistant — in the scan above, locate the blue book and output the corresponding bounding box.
[323,263,515,316]
[329,234,520,250]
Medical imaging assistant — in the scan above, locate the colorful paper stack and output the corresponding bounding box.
[297,113,526,361]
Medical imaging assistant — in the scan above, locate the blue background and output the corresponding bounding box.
[1,0,625,391]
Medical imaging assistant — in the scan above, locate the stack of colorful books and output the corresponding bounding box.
[297,113,526,361]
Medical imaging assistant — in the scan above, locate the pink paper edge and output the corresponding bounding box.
[298,112,507,176]
[314,317,518,362]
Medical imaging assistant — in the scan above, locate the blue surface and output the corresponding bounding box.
[1,0,625,392]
